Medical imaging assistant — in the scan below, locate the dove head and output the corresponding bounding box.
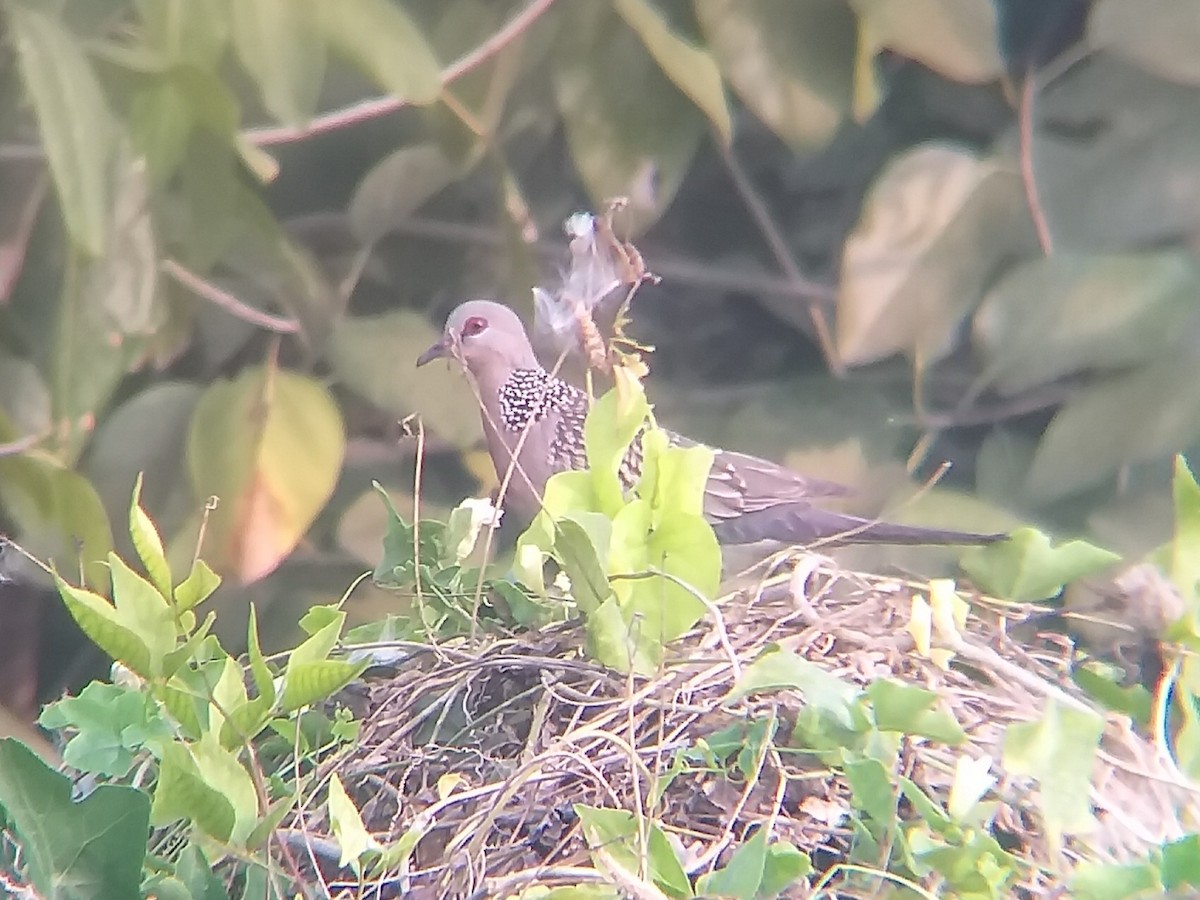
[416,300,541,382]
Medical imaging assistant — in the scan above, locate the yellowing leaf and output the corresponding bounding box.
[437,773,466,801]
[187,367,344,583]
[328,773,379,871]
[129,473,172,600]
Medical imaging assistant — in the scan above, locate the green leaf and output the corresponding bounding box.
[1071,861,1162,900]
[759,841,813,896]
[246,605,277,708]
[231,0,326,126]
[730,646,859,729]
[0,738,149,900]
[50,153,162,462]
[1162,834,1200,891]
[866,679,966,745]
[281,659,369,712]
[1024,355,1200,502]
[290,606,344,665]
[696,826,767,899]
[9,3,118,254]
[972,252,1200,397]
[187,366,345,583]
[575,805,691,899]
[1172,456,1200,603]
[328,773,379,871]
[39,682,172,777]
[330,312,481,450]
[555,514,616,615]
[960,527,1121,602]
[0,425,113,590]
[583,385,649,514]
[849,0,1003,83]
[134,0,230,69]
[554,6,705,233]
[348,143,470,245]
[615,0,730,143]
[173,842,228,900]
[844,756,896,832]
[83,385,202,548]
[610,500,713,642]
[695,0,854,149]
[1072,663,1152,726]
[129,473,172,600]
[1002,699,1103,839]
[320,0,442,104]
[1089,0,1200,85]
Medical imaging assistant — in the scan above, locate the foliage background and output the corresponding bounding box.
[0,0,1196,731]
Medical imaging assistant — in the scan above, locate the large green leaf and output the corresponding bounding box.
[81,382,203,562]
[1089,0,1200,85]
[328,310,481,450]
[9,3,118,255]
[553,6,705,234]
[320,0,442,104]
[0,738,149,900]
[838,143,1036,367]
[615,0,730,143]
[695,0,855,149]
[1025,355,1200,502]
[133,0,230,69]
[1014,64,1200,250]
[348,142,471,245]
[973,252,1200,396]
[51,153,162,462]
[0,410,112,590]
[231,0,326,126]
[849,0,1003,83]
[187,366,345,583]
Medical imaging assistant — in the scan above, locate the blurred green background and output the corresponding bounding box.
[0,0,1196,729]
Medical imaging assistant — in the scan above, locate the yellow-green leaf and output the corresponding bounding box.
[108,552,175,677]
[55,574,152,678]
[130,473,172,599]
[175,558,221,612]
[328,773,379,871]
[281,659,368,712]
[150,741,235,840]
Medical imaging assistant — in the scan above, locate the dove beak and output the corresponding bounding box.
[416,336,450,367]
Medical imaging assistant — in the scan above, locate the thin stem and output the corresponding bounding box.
[243,0,559,147]
[162,259,301,334]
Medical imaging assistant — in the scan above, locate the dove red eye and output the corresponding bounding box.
[461,315,488,337]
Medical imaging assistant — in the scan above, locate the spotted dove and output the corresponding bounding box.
[417,300,1004,547]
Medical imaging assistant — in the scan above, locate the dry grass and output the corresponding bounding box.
[280,556,1198,898]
